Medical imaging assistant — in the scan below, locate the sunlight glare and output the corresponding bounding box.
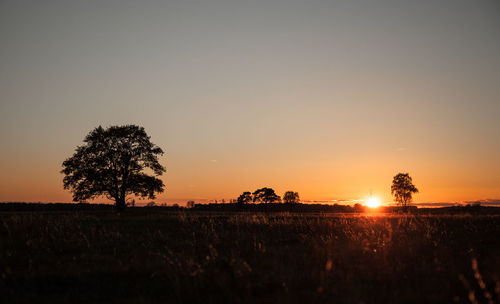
[366,197,381,208]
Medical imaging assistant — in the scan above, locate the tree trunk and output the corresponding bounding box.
[115,197,126,212]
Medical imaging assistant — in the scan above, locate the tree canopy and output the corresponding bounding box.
[391,173,418,209]
[252,187,281,204]
[61,125,165,211]
[237,192,253,204]
[283,191,300,204]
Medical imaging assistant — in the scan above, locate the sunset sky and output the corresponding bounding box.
[1,0,499,205]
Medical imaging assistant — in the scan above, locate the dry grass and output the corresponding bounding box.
[1,211,500,303]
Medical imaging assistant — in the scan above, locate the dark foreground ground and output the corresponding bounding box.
[1,209,500,303]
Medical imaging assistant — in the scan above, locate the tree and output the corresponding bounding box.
[283,191,300,204]
[253,187,281,204]
[237,191,252,204]
[186,200,195,208]
[391,173,418,210]
[353,203,365,213]
[61,125,165,212]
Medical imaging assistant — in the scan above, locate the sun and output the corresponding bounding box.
[366,197,381,208]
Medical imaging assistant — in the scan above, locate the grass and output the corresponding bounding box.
[1,210,500,303]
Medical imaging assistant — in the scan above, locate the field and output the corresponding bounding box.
[1,209,500,303]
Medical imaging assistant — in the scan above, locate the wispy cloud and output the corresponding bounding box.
[463,199,500,206]
[417,199,500,207]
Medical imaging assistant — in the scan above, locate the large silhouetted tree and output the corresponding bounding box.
[61,125,165,211]
[283,191,300,204]
[391,173,418,210]
[253,187,281,203]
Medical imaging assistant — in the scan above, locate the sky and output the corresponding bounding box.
[1,0,499,206]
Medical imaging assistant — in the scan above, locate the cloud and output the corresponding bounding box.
[463,199,500,206]
[302,199,363,204]
[416,202,460,207]
[417,199,500,207]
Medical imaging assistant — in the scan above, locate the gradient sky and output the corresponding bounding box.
[1,0,499,205]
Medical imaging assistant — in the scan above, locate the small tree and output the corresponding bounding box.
[61,125,165,212]
[353,203,365,213]
[237,192,252,204]
[253,187,281,204]
[391,173,418,210]
[186,200,195,208]
[283,191,300,204]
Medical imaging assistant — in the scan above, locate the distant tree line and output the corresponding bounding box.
[2,202,498,215]
[236,188,300,204]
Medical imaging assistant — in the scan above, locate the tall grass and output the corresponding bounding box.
[1,211,499,303]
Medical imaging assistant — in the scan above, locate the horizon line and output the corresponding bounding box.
[2,200,500,208]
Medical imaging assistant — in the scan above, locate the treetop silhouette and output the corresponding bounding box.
[61,125,165,211]
[283,191,300,204]
[253,187,281,203]
[391,172,418,210]
[237,192,253,204]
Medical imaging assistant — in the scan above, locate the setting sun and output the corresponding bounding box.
[366,197,381,208]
